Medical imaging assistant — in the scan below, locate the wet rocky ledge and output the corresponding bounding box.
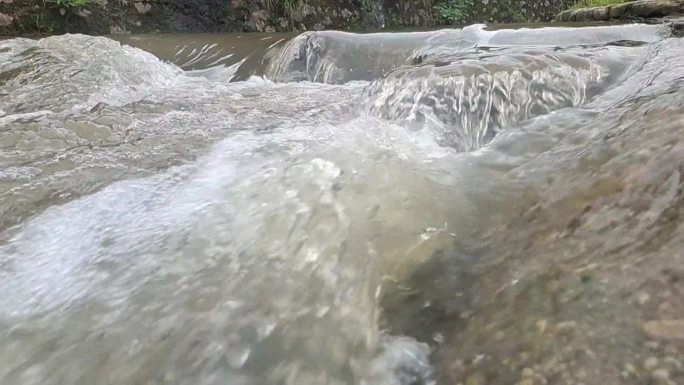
[391,86,684,385]
[555,0,683,22]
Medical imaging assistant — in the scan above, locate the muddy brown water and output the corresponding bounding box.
[1,23,683,385]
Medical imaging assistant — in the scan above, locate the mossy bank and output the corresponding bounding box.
[0,0,575,35]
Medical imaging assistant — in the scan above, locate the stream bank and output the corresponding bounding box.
[0,0,575,35]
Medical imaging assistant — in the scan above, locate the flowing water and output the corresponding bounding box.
[1,23,684,385]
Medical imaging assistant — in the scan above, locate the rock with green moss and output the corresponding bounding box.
[555,0,684,22]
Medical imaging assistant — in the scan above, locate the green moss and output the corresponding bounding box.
[27,13,56,34]
[385,12,401,27]
[44,0,89,17]
[572,0,629,9]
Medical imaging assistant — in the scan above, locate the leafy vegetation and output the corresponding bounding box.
[432,0,473,24]
[30,13,55,33]
[282,0,302,18]
[266,0,303,19]
[356,0,372,9]
[44,0,89,16]
[505,9,526,23]
[572,0,628,9]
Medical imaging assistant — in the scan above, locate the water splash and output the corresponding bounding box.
[258,24,668,85]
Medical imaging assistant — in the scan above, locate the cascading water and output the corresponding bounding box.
[1,22,683,385]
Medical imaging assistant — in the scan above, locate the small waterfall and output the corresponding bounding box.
[363,44,640,151]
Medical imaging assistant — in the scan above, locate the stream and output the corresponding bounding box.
[1,23,684,385]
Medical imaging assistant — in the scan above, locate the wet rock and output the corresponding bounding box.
[556,9,571,21]
[624,362,640,377]
[557,8,583,21]
[592,6,609,20]
[301,4,316,18]
[664,344,679,355]
[663,356,682,370]
[536,319,548,334]
[569,9,580,21]
[465,371,486,385]
[652,368,670,381]
[0,12,12,27]
[570,9,591,21]
[109,25,126,34]
[133,2,152,15]
[556,0,684,22]
[448,359,467,381]
[631,0,682,17]
[673,19,684,37]
[643,320,684,340]
[247,10,269,32]
[608,3,630,18]
[522,367,535,378]
[637,292,651,305]
[646,340,661,350]
[76,8,91,17]
[644,356,659,370]
[556,321,578,335]
[575,369,587,380]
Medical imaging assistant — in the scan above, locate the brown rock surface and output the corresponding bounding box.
[644,320,684,340]
[0,11,11,27]
[556,0,684,21]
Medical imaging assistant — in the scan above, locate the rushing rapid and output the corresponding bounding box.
[1,23,684,385]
